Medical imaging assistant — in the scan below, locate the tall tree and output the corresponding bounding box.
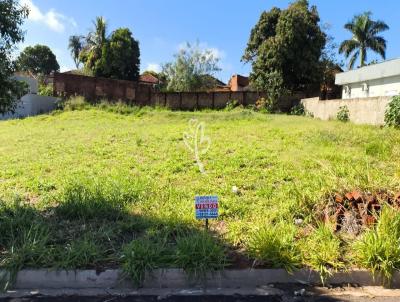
[80,16,108,71]
[95,28,140,80]
[243,0,326,101]
[339,12,389,69]
[16,44,60,78]
[0,0,29,114]
[162,42,221,92]
[68,35,84,69]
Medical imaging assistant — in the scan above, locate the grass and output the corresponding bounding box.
[1,101,400,286]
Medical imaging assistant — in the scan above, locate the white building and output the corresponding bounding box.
[335,58,400,99]
[0,75,58,120]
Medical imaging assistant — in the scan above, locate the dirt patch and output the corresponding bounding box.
[322,191,400,235]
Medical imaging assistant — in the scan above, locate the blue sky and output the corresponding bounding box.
[19,0,400,83]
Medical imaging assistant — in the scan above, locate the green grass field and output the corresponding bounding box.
[1,104,400,286]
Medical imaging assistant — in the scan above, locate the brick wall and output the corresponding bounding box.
[54,73,302,111]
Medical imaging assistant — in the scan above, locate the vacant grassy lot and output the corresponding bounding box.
[1,105,400,285]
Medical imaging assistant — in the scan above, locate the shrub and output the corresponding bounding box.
[290,103,305,116]
[353,206,400,284]
[255,97,274,113]
[225,99,240,111]
[38,84,53,96]
[337,105,350,122]
[247,223,300,272]
[385,96,400,127]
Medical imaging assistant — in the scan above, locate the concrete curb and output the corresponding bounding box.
[2,269,399,290]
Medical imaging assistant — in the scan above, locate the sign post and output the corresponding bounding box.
[195,196,218,230]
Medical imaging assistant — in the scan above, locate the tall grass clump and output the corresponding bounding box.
[247,223,300,271]
[63,96,90,111]
[300,224,343,283]
[121,239,168,287]
[353,206,400,284]
[175,231,227,279]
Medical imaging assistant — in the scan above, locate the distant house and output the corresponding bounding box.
[335,59,400,99]
[228,74,250,91]
[139,73,161,85]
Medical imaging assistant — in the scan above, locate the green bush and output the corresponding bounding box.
[385,96,400,127]
[255,97,274,113]
[38,84,53,96]
[337,105,350,122]
[225,99,240,111]
[290,103,305,116]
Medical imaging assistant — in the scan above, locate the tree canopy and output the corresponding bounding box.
[16,44,60,77]
[95,28,140,81]
[70,17,140,81]
[339,12,389,69]
[243,0,326,100]
[162,42,221,92]
[0,0,29,114]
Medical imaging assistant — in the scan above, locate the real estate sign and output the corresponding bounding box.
[195,196,218,219]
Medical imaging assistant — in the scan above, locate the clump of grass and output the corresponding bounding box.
[63,96,90,111]
[56,177,145,221]
[175,231,227,279]
[247,222,300,272]
[300,224,343,283]
[353,206,400,284]
[54,236,108,269]
[121,239,168,287]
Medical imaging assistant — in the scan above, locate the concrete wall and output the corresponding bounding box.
[342,75,400,99]
[301,96,392,125]
[0,94,58,120]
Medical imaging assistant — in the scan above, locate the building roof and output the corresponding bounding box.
[335,58,400,85]
[228,74,249,87]
[139,73,160,84]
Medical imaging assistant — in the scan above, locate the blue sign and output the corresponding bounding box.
[195,196,218,219]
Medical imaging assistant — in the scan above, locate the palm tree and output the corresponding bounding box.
[84,16,108,70]
[339,12,389,69]
[68,35,84,69]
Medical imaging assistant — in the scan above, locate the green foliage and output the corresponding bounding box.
[255,97,274,113]
[175,231,226,278]
[290,103,306,116]
[385,96,400,128]
[247,223,300,272]
[337,105,350,122]
[300,225,343,283]
[121,239,168,287]
[339,12,389,69]
[16,45,60,77]
[38,84,53,96]
[225,99,240,111]
[68,35,84,69]
[162,42,221,92]
[244,0,326,100]
[63,96,89,111]
[0,0,29,114]
[72,17,140,80]
[353,207,400,284]
[95,28,140,81]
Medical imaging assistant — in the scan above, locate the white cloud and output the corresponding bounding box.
[145,63,162,73]
[20,0,77,33]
